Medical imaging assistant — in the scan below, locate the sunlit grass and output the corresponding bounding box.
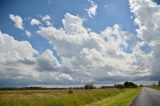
[0,88,126,106]
[87,88,141,106]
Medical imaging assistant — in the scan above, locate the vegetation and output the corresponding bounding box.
[0,82,140,106]
[0,88,126,106]
[68,89,74,94]
[100,86,114,89]
[150,86,160,90]
[84,84,96,89]
[87,88,140,106]
[140,84,143,87]
[124,81,137,88]
[115,81,137,89]
[114,84,125,89]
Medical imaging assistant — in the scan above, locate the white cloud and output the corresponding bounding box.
[2,11,154,86]
[0,31,73,87]
[36,49,60,71]
[0,31,37,60]
[9,14,24,30]
[9,14,32,37]
[86,0,98,17]
[57,73,73,81]
[38,13,151,83]
[129,0,160,79]
[62,13,88,35]
[44,21,51,26]
[129,0,160,46]
[31,18,41,26]
[0,31,38,82]
[3,4,159,86]
[25,30,31,37]
[41,15,52,26]
[42,15,51,21]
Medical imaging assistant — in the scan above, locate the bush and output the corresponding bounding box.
[68,89,74,94]
[124,81,137,88]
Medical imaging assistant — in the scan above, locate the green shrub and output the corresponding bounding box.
[124,81,137,88]
[68,89,74,94]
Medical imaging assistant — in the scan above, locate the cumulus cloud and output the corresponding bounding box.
[0,31,73,87]
[62,13,87,35]
[31,18,41,26]
[38,13,151,83]
[0,31,37,60]
[3,1,160,86]
[9,14,32,38]
[129,0,160,45]
[36,49,60,71]
[86,0,98,17]
[0,31,38,83]
[42,15,52,26]
[56,73,73,81]
[129,0,160,80]
[9,14,24,30]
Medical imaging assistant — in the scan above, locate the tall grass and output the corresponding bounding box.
[150,86,160,90]
[88,88,141,106]
[0,88,125,106]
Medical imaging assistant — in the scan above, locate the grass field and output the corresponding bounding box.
[150,86,160,90]
[87,88,140,106]
[0,88,139,106]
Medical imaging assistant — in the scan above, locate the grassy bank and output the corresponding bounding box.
[0,88,127,106]
[150,86,160,90]
[87,88,141,106]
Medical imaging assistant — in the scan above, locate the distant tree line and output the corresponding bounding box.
[0,81,139,90]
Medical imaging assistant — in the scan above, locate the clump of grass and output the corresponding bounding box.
[68,89,74,94]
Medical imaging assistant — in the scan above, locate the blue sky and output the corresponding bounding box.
[0,0,137,53]
[0,0,160,87]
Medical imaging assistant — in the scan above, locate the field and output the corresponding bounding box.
[0,88,140,106]
[87,88,140,106]
[150,86,160,90]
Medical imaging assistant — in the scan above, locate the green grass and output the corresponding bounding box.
[87,88,141,106]
[0,88,127,106]
[150,86,160,90]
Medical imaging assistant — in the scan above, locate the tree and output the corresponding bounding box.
[124,81,137,88]
[140,84,143,87]
[158,81,160,86]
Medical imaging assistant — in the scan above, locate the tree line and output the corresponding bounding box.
[1,81,159,90]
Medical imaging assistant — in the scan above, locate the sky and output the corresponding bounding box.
[0,0,160,87]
